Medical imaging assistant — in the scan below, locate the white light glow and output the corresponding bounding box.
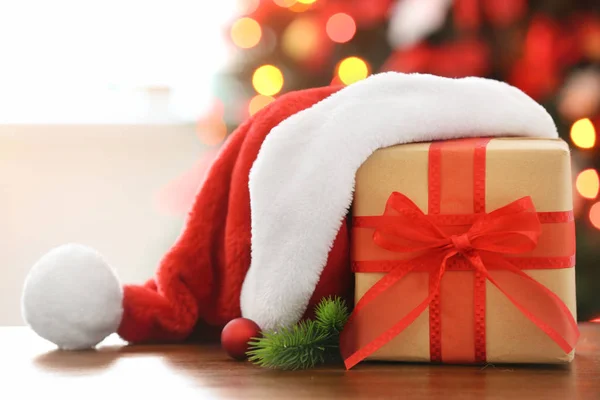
[0,0,238,123]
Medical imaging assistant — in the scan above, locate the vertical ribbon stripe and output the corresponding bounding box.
[431,138,491,363]
[427,142,443,361]
[473,139,490,362]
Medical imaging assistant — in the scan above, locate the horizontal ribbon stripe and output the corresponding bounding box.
[352,221,575,262]
[352,255,576,272]
[353,211,574,228]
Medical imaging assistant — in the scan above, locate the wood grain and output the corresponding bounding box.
[1,324,599,399]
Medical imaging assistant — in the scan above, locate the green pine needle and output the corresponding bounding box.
[314,296,350,334]
[246,296,350,370]
[246,320,330,370]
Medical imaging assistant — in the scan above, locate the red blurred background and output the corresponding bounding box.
[192,0,600,322]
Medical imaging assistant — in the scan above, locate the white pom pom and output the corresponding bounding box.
[22,243,123,350]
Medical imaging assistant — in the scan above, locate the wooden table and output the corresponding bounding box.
[2,324,599,399]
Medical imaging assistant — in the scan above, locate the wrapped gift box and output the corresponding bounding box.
[341,137,579,368]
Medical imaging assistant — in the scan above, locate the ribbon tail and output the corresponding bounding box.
[340,254,449,369]
[477,255,580,354]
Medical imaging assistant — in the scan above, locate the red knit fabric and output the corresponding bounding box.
[117,86,354,343]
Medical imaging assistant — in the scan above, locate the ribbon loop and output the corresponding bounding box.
[373,193,542,257]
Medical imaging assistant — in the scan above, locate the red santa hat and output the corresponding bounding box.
[21,72,558,349]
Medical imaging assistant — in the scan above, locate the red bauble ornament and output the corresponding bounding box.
[221,317,262,361]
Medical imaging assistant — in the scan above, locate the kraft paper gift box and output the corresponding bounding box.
[339,137,580,369]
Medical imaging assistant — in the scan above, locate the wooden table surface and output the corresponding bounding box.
[2,323,599,399]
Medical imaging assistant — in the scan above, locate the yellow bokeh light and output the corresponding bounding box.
[289,1,313,12]
[297,0,317,4]
[230,17,262,49]
[576,169,600,199]
[589,201,600,229]
[337,56,369,86]
[273,0,297,7]
[249,95,275,116]
[252,65,284,96]
[282,17,320,61]
[570,118,596,149]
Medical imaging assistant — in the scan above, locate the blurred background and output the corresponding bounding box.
[0,0,599,325]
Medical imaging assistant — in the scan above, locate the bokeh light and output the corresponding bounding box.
[297,0,317,4]
[196,118,228,146]
[290,1,313,12]
[589,201,600,229]
[326,13,356,43]
[282,17,320,61]
[248,95,275,116]
[570,118,596,149]
[252,65,284,96]
[230,17,262,49]
[273,0,297,7]
[337,56,370,85]
[235,0,260,14]
[582,23,600,61]
[576,169,600,199]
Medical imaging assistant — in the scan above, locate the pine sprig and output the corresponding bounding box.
[246,320,330,370]
[314,296,350,334]
[246,296,350,370]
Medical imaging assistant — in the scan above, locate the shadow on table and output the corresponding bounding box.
[32,343,142,373]
[31,323,223,374]
[158,350,577,399]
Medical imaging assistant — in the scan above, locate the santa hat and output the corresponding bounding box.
[21,72,558,349]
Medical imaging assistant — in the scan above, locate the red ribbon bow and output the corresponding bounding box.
[340,192,580,369]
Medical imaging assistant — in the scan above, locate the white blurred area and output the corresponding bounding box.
[0,0,240,325]
[0,0,238,123]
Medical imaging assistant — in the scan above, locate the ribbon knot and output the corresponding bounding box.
[450,233,472,253]
[339,191,580,370]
